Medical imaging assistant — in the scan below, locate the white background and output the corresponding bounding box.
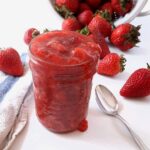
[0,0,150,150]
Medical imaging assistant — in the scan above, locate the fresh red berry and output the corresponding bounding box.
[100,2,113,15]
[88,15,112,38]
[0,48,24,76]
[78,3,91,13]
[24,28,40,45]
[111,0,133,16]
[120,64,150,98]
[55,0,79,13]
[77,10,93,26]
[62,17,82,31]
[89,32,110,59]
[97,53,126,76]
[86,0,101,8]
[110,23,141,51]
[77,119,88,132]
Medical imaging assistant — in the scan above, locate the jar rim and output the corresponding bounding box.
[28,50,98,68]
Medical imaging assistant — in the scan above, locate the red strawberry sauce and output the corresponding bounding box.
[29,30,100,133]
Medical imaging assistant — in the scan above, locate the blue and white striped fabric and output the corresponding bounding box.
[0,53,32,150]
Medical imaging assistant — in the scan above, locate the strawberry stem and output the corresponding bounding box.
[124,25,141,46]
[79,26,90,35]
[43,28,49,33]
[147,63,150,69]
[120,55,127,72]
[55,5,74,19]
[120,0,130,11]
[95,10,112,22]
[32,30,40,38]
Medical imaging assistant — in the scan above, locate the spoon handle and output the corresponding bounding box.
[116,114,149,150]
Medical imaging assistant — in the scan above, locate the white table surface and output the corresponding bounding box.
[0,0,150,150]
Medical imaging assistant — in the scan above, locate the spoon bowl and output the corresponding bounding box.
[95,85,119,116]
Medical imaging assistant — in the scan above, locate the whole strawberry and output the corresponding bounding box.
[120,64,150,98]
[89,32,110,59]
[111,0,133,16]
[97,53,126,76]
[86,0,101,8]
[62,17,82,31]
[24,28,40,45]
[100,2,113,16]
[78,3,91,13]
[77,10,93,26]
[110,23,141,51]
[55,0,79,13]
[88,15,112,38]
[0,48,24,76]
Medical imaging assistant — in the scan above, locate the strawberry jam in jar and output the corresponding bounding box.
[29,30,100,133]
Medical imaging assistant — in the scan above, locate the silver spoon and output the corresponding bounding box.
[95,84,149,150]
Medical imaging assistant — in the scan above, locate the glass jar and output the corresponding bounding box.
[29,30,100,133]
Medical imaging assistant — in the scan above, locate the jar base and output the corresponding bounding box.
[36,114,78,134]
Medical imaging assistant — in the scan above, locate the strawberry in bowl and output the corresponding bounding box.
[50,0,149,26]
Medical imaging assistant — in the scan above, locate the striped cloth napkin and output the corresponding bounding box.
[0,53,32,150]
